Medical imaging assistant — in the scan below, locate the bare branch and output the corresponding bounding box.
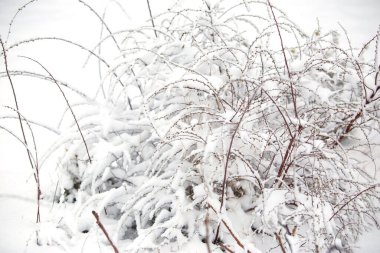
[92,211,119,253]
[20,56,92,164]
[146,0,158,38]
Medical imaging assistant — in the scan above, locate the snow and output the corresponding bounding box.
[1,0,380,252]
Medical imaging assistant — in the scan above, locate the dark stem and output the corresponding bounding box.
[0,39,41,223]
[0,39,35,177]
[276,125,303,187]
[220,98,251,212]
[329,184,378,221]
[20,56,92,164]
[205,212,212,253]
[146,0,158,38]
[92,210,119,253]
[209,203,251,252]
[267,0,298,118]
[275,232,287,253]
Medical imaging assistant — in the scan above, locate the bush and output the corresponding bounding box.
[2,0,380,252]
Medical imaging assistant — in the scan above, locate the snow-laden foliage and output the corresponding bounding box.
[17,0,379,252]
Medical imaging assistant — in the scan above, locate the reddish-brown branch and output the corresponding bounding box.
[146,0,158,38]
[265,1,303,186]
[277,126,303,187]
[276,135,296,179]
[1,39,41,223]
[217,242,234,253]
[335,65,380,144]
[205,212,212,253]
[275,232,287,253]
[221,219,245,249]
[267,0,298,118]
[337,110,362,143]
[0,39,35,177]
[329,184,378,221]
[92,211,119,253]
[358,34,378,57]
[208,203,251,252]
[219,124,240,212]
[261,87,293,137]
[214,98,252,242]
[220,98,251,212]
[20,56,92,164]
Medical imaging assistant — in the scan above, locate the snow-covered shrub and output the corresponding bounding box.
[4,0,379,252]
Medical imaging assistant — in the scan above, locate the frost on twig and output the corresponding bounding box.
[2,0,380,252]
[48,0,380,251]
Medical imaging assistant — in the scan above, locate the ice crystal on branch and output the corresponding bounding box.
[10,0,377,252]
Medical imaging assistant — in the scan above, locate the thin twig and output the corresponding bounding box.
[209,203,251,252]
[77,0,121,51]
[217,242,234,253]
[0,39,35,176]
[267,0,298,118]
[5,0,38,43]
[213,98,252,241]
[146,0,158,38]
[92,210,119,253]
[205,212,212,253]
[337,110,362,144]
[220,98,251,212]
[0,39,41,223]
[275,232,287,253]
[329,184,378,221]
[20,56,92,163]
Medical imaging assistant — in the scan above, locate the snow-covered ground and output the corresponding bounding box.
[0,0,379,252]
